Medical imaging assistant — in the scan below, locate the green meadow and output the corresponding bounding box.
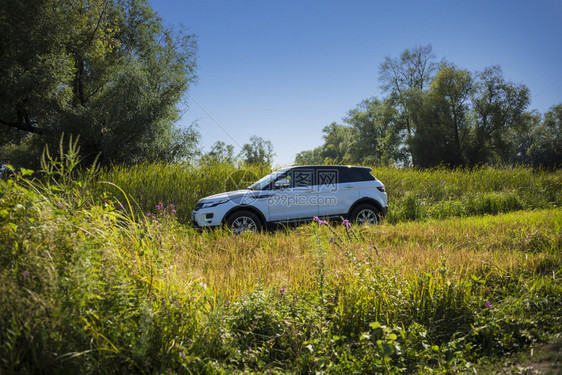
[1,160,561,374]
[97,162,561,224]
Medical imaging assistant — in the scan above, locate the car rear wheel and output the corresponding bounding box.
[226,210,262,234]
[350,204,380,225]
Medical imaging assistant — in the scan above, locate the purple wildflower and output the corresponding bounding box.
[485,301,492,310]
[146,213,151,217]
[280,287,285,294]
[314,217,328,225]
[330,237,334,243]
[342,219,351,229]
[22,271,28,278]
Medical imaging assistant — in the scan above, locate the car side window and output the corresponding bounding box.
[289,168,314,187]
[336,168,354,183]
[269,172,289,190]
[316,168,339,186]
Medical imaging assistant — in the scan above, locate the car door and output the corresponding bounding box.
[267,167,318,222]
[317,167,359,217]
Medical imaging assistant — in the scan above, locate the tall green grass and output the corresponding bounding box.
[2,163,561,373]
[96,162,271,223]
[2,154,561,373]
[372,166,562,222]
[96,163,562,224]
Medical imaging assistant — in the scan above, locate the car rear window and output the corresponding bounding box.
[348,168,375,182]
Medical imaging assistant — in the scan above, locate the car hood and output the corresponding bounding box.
[199,190,246,201]
[199,189,272,205]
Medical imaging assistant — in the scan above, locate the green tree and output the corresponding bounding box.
[343,98,408,165]
[0,0,198,168]
[239,136,275,167]
[200,141,236,165]
[510,110,542,165]
[379,44,440,136]
[294,148,324,165]
[468,66,530,165]
[408,64,474,167]
[527,104,562,168]
[293,122,356,165]
[319,122,353,164]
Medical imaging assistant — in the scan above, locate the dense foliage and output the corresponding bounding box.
[0,0,198,168]
[295,45,562,169]
[1,157,561,373]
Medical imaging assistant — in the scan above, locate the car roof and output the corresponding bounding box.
[281,165,373,172]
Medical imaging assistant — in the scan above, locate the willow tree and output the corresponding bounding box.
[0,0,198,168]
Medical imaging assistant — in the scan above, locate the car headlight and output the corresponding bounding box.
[201,199,229,209]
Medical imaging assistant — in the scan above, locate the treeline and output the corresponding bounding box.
[2,3,559,172]
[296,46,562,169]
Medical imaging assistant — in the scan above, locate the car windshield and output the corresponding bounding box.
[247,168,290,190]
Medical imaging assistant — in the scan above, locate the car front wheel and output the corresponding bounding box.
[350,204,380,225]
[226,210,262,234]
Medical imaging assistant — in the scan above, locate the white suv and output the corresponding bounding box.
[192,165,387,233]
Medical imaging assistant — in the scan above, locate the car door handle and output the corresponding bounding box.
[345,186,356,189]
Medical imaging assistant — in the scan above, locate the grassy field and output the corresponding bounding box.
[96,162,562,224]
[1,160,561,374]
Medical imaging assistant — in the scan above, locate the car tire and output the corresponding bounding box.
[350,204,380,225]
[226,210,263,234]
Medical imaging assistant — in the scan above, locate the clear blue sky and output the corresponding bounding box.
[149,0,562,166]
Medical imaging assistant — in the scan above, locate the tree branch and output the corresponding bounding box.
[0,117,43,134]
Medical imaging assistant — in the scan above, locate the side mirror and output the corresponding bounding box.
[274,179,290,188]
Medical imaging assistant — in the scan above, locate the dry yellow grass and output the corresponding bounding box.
[150,208,562,300]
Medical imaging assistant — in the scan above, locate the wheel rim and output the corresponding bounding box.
[231,216,257,234]
[356,209,378,225]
